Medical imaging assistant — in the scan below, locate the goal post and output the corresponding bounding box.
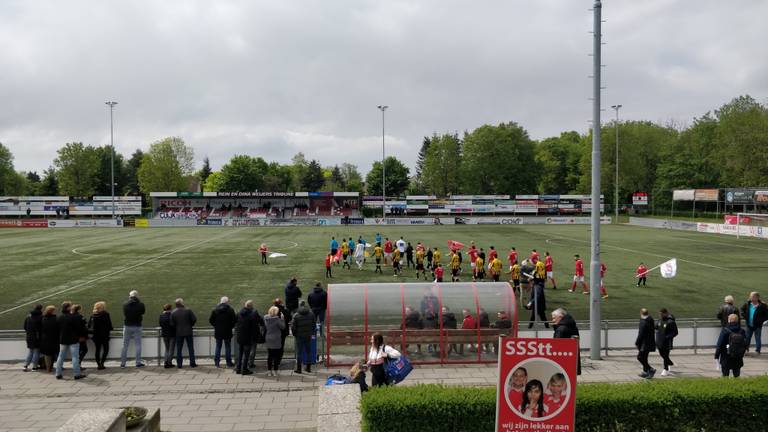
[736,213,768,239]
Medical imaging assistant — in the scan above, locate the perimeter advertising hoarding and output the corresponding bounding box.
[725,189,754,204]
[496,338,577,432]
[754,191,768,204]
[694,189,718,202]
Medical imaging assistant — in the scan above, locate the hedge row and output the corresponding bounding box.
[360,376,768,432]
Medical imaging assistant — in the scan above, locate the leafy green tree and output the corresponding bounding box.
[340,163,363,192]
[25,172,41,195]
[714,95,768,186]
[535,131,584,194]
[460,122,537,194]
[199,157,212,187]
[0,143,13,194]
[54,142,100,196]
[39,167,59,196]
[219,155,268,191]
[94,146,126,196]
[124,149,144,195]
[202,171,224,192]
[330,165,345,190]
[290,152,309,190]
[301,159,325,191]
[137,138,189,195]
[422,133,462,196]
[365,156,410,197]
[412,136,432,194]
[263,162,294,191]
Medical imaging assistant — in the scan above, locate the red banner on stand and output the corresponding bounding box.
[496,338,578,432]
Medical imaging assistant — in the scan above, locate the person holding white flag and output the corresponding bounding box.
[635,263,648,287]
[660,258,677,279]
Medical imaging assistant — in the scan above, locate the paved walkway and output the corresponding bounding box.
[0,350,766,432]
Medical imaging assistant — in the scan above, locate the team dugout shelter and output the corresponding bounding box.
[325,282,518,366]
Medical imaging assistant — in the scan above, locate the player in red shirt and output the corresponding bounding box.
[530,249,540,264]
[325,253,333,278]
[259,243,268,265]
[468,244,479,273]
[544,251,557,290]
[636,262,648,287]
[383,238,393,265]
[569,254,589,294]
[599,263,608,298]
[507,247,518,270]
[488,246,498,262]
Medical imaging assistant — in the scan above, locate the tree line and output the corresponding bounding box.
[1,95,766,207]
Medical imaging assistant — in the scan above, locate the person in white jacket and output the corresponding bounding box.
[367,333,401,387]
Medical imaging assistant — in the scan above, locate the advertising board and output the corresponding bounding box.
[496,338,577,432]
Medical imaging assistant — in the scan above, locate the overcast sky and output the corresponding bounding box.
[2,0,766,175]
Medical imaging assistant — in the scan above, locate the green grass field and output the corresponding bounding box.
[1,224,767,330]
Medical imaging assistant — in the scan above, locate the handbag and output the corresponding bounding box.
[384,347,413,384]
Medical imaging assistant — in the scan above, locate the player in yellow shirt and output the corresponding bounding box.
[415,249,427,280]
[374,243,383,274]
[392,249,402,276]
[533,260,546,287]
[431,247,442,279]
[489,257,503,282]
[508,262,521,294]
[450,251,461,282]
[340,239,350,270]
[474,256,485,281]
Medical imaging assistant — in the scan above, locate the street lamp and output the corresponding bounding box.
[611,104,622,223]
[106,101,118,219]
[377,105,388,218]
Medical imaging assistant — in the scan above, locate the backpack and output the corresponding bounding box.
[727,330,747,358]
[325,374,351,386]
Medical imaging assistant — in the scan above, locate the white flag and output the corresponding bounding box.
[269,252,287,258]
[660,258,677,278]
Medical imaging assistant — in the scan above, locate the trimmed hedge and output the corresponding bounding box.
[360,376,768,432]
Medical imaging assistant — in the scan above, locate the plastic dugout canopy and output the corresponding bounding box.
[325,282,518,367]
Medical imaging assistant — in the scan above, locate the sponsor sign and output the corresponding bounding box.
[496,338,577,432]
[134,218,149,228]
[694,189,718,202]
[364,217,454,225]
[725,189,754,204]
[47,219,123,228]
[632,192,649,206]
[23,219,50,228]
[672,189,695,201]
[754,191,768,204]
[0,219,23,228]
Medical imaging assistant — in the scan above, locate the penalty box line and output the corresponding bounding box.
[542,233,727,271]
[0,228,243,316]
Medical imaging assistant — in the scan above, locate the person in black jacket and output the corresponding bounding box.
[235,301,259,375]
[55,301,86,380]
[171,298,197,368]
[23,304,43,371]
[158,304,175,368]
[71,304,89,366]
[552,308,581,375]
[291,301,316,373]
[715,313,747,377]
[526,283,549,329]
[635,308,657,379]
[88,302,113,370]
[441,306,458,355]
[284,278,302,318]
[655,308,678,376]
[120,290,146,368]
[740,292,767,354]
[307,283,328,328]
[40,305,59,373]
[717,295,740,327]
[403,306,423,353]
[209,296,237,368]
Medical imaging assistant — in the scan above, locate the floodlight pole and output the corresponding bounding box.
[612,104,621,223]
[590,0,603,361]
[106,101,118,219]
[378,105,388,218]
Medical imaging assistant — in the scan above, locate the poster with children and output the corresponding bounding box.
[496,338,578,432]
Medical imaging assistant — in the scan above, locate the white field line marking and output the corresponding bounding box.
[544,235,727,271]
[0,229,242,316]
[666,235,768,252]
[71,230,147,256]
[268,240,299,255]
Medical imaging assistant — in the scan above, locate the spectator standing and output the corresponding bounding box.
[717,295,740,327]
[158,304,175,368]
[55,302,86,380]
[72,304,88,366]
[307,282,328,328]
[171,298,198,368]
[88,302,113,370]
[209,296,237,368]
[551,308,581,375]
[635,308,657,379]
[739,292,767,354]
[273,298,290,349]
[264,306,286,376]
[291,301,316,374]
[23,304,43,371]
[235,301,258,375]
[405,242,414,268]
[655,308,678,376]
[367,333,401,387]
[40,305,59,373]
[526,283,549,329]
[715,313,747,377]
[247,306,266,369]
[120,290,146,368]
[284,278,302,318]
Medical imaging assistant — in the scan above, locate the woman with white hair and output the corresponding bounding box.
[264,306,286,376]
[717,295,740,327]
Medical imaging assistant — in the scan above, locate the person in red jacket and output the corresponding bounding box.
[530,249,540,265]
[434,263,444,282]
[460,309,477,354]
[569,255,589,294]
[599,263,608,298]
[507,247,518,270]
[259,243,268,265]
[544,251,557,290]
[636,263,648,287]
[383,238,393,266]
[325,253,333,279]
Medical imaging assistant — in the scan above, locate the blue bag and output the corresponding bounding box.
[385,353,413,384]
[325,374,351,386]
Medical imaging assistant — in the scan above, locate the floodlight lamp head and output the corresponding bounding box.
[377,105,388,111]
